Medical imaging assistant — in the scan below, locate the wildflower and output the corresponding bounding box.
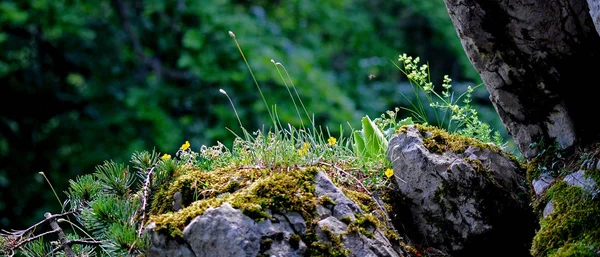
[298,142,310,156]
[181,140,191,151]
[385,168,394,178]
[161,154,171,161]
[328,137,337,146]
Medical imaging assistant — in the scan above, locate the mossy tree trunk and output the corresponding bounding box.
[443,0,600,159]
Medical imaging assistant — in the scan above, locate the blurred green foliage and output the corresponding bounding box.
[0,0,506,229]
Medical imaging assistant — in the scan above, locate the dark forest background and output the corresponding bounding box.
[0,0,511,230]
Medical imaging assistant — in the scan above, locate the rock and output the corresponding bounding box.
[316,216,348,242]
[386,125,535,256]
[532,173,555,196]
[146,223,195,257]
[314,171,364,221]
[588,0,600,36]
[172,191,182,211]
[148,170,404,257]
[540,170,598,218]
[563,170,597,192]
[284,212,306,235]
[182,203,261,257]
[542,201,555,218]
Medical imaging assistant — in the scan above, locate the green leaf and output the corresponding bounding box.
[397,117,414,128]
[361,115,388,158]
[353,130,366,157]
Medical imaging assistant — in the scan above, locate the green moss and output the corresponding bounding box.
[150,167,263,215]
[531,181,600,257]
[303,230,349,257]
[403,124,522,167]
[341,188,376,213]
[318,195,336,206]
[339,216,352,224]
[289,234,301,249]
[414,124,501,154]
[149,167,319,237]
[346,213,379,239]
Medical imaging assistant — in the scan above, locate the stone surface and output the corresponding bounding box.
[182,203,261,257]
[148,170,404,257]
[314,171,364,221]
[532,173,555,196]
[443,0,600,159]
[386,125,535,256]
[146,223,195,257]
[563,170,597,192]
[589,0,600,36]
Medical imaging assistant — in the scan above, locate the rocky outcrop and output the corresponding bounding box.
[386,125,536,256]
[147,170,404,257]
[443,0,600,159]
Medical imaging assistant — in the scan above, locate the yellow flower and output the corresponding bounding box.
[327,137,337,146]
[298,142,310,156]
[161,154,171,161]
[181,140,191,151]
[385,168,394,178]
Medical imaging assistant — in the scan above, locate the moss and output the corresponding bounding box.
[259,238,273,254]
[548,241,598,257]
[531,181,600,257]
[289,234,301,249]
[384,228,400,242]
[149,167,319,237]
[318,195,336,206]
[341,188,377,213]
[346,213,379,239]
[303,230,349,257]
[339,216,352,224]
[414,124,502,154]
[401,124,522,167]
[150,167,263,215]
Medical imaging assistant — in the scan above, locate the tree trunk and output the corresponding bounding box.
[443,0,600,159]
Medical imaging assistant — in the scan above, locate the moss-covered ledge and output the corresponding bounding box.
[149,166,319,237]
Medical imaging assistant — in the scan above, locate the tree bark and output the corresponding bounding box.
[443,0,600,159]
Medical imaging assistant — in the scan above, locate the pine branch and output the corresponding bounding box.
[6,229,60,251]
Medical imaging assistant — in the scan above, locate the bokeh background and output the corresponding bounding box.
[0,0,512,230]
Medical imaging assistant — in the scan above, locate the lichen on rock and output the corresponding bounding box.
[386,124,535,256]
[147,166,406,257]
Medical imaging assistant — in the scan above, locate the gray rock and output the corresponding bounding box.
[283,212,306,235]
[343,230,400,257]
[386,125,535,256]
[182,202,260,257]
[588,0,600,36]
[563,170,597,192]
[532,173,555,196]
[146,223,195,257]
[314,171,364,221]
[173,191,182,211]
[149,170,404,257]
[542,201,555,218]
[316,216,348,241]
